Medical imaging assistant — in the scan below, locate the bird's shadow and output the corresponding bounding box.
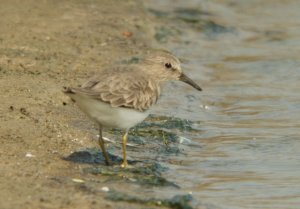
[63,148,139,165]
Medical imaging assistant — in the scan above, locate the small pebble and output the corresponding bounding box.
[72,178,85,183]
[25,153,35,158]
[101,186,110,192]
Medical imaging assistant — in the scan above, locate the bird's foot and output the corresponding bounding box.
[120,160,129,168]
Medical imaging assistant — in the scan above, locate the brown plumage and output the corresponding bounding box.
[68,65,161,112]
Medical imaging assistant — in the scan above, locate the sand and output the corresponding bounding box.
[0,1,161,208]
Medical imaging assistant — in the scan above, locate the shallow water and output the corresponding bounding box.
[143,0,300,208]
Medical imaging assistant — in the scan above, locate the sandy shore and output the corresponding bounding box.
[0,1,162,208]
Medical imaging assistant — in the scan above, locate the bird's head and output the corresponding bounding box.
[144,50,202,91]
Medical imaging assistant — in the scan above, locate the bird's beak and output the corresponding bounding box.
[179,73,202,91]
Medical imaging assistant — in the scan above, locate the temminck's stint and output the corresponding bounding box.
[64,50,202,167]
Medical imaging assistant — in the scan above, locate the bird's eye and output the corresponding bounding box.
[165,63,172,69]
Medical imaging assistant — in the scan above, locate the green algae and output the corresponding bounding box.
[154,26,178,43]
[137,114,196,132]
[110,114,197,134]
[174,8,211,24]
[149,7,235,40]
[203,20,235,36]
[106,191,194,209]
[83,163,179,188]
[109,114,198,148]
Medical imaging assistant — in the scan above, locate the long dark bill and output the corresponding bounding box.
[179,73,202,91]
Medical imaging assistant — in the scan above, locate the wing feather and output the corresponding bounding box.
[72,67,160,112]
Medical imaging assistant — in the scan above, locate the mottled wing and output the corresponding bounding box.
[74,69,160,112]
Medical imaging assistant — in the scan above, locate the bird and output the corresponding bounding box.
[63,50,202,168]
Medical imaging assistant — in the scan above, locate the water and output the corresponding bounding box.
[144,0,300,208]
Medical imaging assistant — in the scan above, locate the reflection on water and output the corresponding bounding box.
[145,0,300,208]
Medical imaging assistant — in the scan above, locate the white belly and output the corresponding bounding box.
[70,93,149,130]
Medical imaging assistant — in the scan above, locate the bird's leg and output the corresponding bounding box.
[121,131,129,168]
[97,125,112,166]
